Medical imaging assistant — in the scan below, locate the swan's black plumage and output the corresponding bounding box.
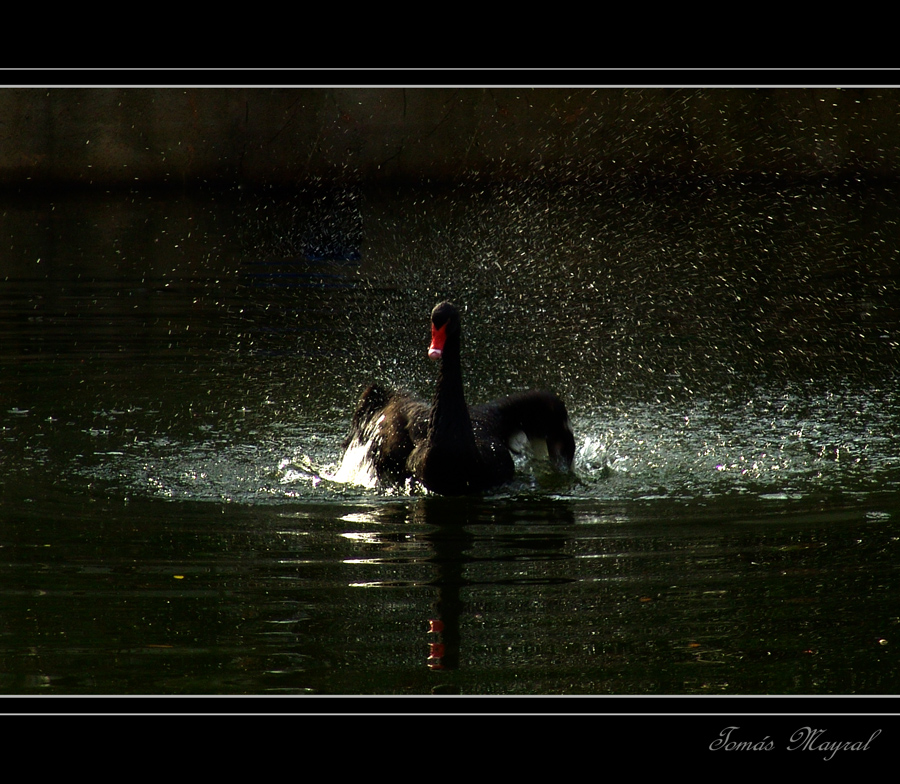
[344,301,575,494]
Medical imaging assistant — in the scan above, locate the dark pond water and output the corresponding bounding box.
[2,177,900,699]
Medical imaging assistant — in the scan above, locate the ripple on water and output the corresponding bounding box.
[61,378,900,511]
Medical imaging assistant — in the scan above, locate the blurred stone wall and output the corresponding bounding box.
[1,87,898,188]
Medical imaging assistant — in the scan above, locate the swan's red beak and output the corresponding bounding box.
[428,322,447,360]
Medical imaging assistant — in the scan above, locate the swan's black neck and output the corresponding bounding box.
[430,330,473,439]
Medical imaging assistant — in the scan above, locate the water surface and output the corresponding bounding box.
[2,179,899,697]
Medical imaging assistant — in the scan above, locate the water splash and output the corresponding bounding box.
[64,376,896,509]
[327,434,378,489]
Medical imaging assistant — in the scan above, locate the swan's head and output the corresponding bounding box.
[428,301,460,361]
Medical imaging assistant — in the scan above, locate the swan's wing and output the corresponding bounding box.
[344,384,428,485]
[474,390,575,469]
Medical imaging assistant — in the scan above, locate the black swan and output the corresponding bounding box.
[342,301,575,495]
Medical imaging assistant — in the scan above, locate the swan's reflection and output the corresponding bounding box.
[340,495,575,678]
